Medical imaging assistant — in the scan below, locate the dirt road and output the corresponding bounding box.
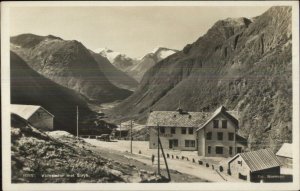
[86,140,208,182]
[84,139,242,182]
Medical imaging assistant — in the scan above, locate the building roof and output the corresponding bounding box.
[11,104,54,120]
[229,148,281,172]
[147,106,238,128]
[147,110,212,128]
[196,106,238,131]
[276,143,292,159]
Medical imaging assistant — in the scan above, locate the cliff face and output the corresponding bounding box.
[109,6,292,151]
[11,34,132,103]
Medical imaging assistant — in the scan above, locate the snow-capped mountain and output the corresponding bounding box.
[129,47,178,81]
[150,47,178,61]
[94,48,137,72]
[94,48,122,63]
[95,47,178,82]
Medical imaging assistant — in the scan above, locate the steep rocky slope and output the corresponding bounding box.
[11,34,132,103]
[90,51,138,91]
[11,51,117,135]
[109,6,292,151]
[11,114,166,183]
[129,47,178,81]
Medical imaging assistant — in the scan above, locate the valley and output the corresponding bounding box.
[8,5,295,185]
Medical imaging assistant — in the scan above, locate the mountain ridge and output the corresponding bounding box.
[10,34,132,103]
[108,6,292,151]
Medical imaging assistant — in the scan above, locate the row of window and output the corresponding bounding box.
[206,132,234,141]
[159,119,228,135]
[207,146,242,155]
[160,127,194,135]
[169,139,195,147]
[213,120,227,129]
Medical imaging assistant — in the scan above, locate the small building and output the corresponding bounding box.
[147,106,247,157]
[227,148,281,182]
[11,104,54,131]
[276,143,292,168]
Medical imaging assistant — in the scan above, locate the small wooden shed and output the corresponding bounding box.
[227,148,281,182]
[276,143,292,168]
[11,104,54,131]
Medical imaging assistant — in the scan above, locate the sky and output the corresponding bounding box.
[10,6,270,58]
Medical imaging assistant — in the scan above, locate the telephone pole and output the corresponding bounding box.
[157,124,160,175]
[119,123,121,140]
[76,105,79,138]
[130,120,133,154]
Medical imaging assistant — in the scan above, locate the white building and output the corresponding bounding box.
[147,106,247,157]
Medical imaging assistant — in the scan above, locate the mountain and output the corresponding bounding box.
[10,51,117,135]
[90,50,138,91]
[108,7,292,151]
[95,48,138,73]
[10,34,132,103]
[129,47,178,81]
[96,47,178,82]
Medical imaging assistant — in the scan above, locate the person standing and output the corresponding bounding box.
[151,154,155,165]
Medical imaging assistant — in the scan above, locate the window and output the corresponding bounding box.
[206,132,212,140]
[237,147,242,153]
[188,127,193,134]
[217,132,223,140]
[208,146,211,154]
[228,133,234,141]
[185,140,195,147]
[171,127,176,134]
[238,160,242,166]
[173,139,178,147]
[181,127,187,134]
[216,146,224,154]
[222,120,227,128]
[160,127,165,134]
[239,173,247,180]
[213,120,219,128]
[229,146,233,155]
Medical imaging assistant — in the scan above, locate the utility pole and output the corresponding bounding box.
[158,137,171,181]
[130,120,133,154]
[76,105,79,138]
[119,123,121,140]
[157,124,160,175]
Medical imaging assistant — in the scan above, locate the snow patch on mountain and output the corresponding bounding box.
[94,47,123,63]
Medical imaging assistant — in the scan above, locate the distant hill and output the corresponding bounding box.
[11,34,132,103]
[108,6,292,151]
[10,51,117,135]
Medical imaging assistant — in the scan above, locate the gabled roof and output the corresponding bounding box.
[276,143,292,159]
[195,106,238,131]
[11,104,54,120]
[147,110,212,128]
[229,148,281,172]
[147,105,239,129]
